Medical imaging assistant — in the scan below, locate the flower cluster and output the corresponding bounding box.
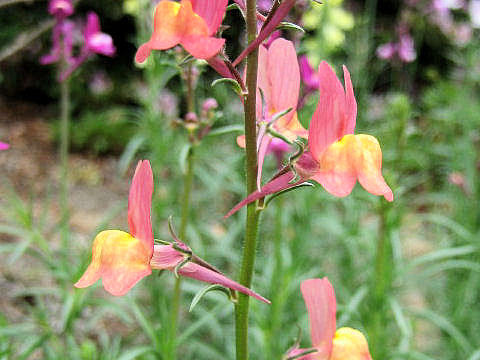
[41,0,115,81]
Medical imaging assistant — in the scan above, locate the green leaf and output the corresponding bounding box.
[116,346,156,360]
[206,124,244,137]
[277,21,305,33]
[211,78,244,96]
[408,308,473,354]
[189,284,233,312]
[118,135,145,175]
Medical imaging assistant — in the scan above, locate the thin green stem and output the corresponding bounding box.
[167,62,196,360]
[185,63,195,114]
[370,201,392,359]
[59,69,70,269]
[235,0,259,359]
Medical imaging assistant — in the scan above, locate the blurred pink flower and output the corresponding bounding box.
[398,34,417,62]
[376,32,416,63]
[40,20,75,65]
[376,42,396,60]
[299,55,320,97]
[89,71,113,95]
[84,12,116,56]
[0,142,9,151]
[48,0,73,18]
[267,137,290,169]
[58,12,115,81]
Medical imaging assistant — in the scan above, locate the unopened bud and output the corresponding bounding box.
[202,98,218,113]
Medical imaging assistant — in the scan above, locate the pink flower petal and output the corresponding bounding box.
[85,12,101,40]
[257,133,272,190]
[181,35,225,60]
[128,160,154,257]
[0,142,9,151]
[267,38,299,124]
[178,262,270,304]
[309,62,351,160]
[301,278,336,359]
[342,66,357,136]
[299,55,319,91]
[191,0,228,35]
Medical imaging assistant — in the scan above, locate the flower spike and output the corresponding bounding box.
[135,0,228,63]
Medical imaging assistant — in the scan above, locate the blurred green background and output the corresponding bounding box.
[0,0,479,359]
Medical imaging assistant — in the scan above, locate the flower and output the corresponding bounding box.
[135,0,228,63]
[84,12,116,57]
[237,38,307,189]
[57,12,115,81]
[285,278,372,360]
[48,0,74,19]
[225,62,393,218]
[40,20,75,65]
[376,34,416,63]
[299,55,320,97]
[0,142,9,151]
[75,160,269,304]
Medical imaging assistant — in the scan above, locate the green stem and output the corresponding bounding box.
[370,201,391,359]
[60,72,70,266]
[235,0,259,359]
[167,62,196,360]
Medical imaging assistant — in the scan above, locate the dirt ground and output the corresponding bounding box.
[0,96,130,324]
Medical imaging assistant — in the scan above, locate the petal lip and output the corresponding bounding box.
[190,0,228,35]
[75,230,152,296]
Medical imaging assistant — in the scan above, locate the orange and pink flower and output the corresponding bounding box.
[286,278,372,360]
[75,160,269,304]
[135,0,227,63]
